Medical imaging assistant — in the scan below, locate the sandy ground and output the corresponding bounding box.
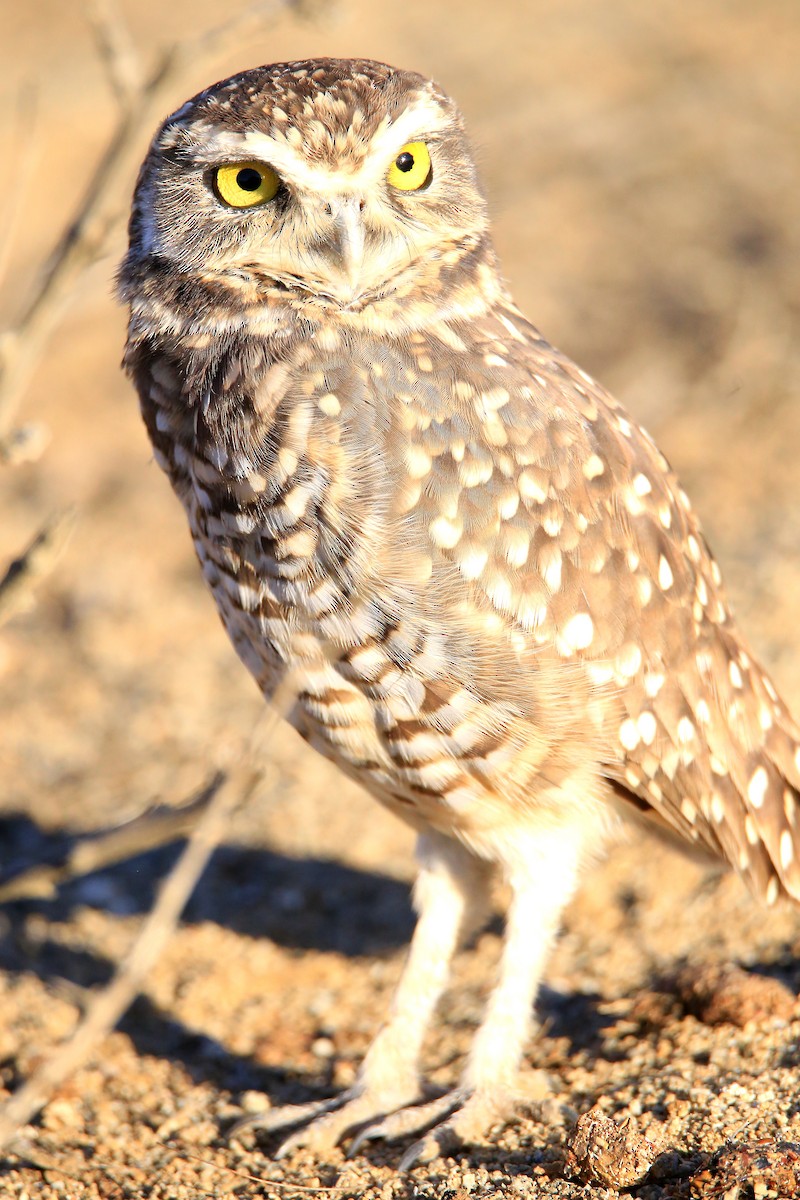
[1,0,800,1196]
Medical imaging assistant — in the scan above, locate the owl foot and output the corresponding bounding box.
[230,1081,424,1159]
[350,1071,551,1168]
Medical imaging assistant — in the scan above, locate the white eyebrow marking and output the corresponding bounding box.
[201,95,449,194]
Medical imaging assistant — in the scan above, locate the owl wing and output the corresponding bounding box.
[408,298,800,902]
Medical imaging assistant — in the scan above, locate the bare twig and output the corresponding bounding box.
[0,421,50,466]
[161,1149,355,1191]
[0,769,238,1147]
[2,1138,105,1188]
[0,0,318,643]
[0,91,40,297]
[0,508,76,628]
[5,1138,352,1193]
[87,0,144,111]
[0,789,220,903]
[0,679,293,1151]
[0,0,306,436]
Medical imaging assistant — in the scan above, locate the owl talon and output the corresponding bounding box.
[399,1129,455,1171]
[395,1088,522,1169]
[349,1084,535,1167]
[347,1087,466,1157]
[233,1083,425,1161]
[230,1089,358,1142]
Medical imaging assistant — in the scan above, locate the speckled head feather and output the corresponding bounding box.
[172,59,441,163]
[120,57,800,1164]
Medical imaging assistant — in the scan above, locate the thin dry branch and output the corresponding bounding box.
[0,768,241,1148]
[0,0,310,436]
[0,679,293,1152]
[0,789,220,903]
[0,92,40,297]
[88,0,145,112]
[163,1150,355,1192]
[0,508,76,628]
[0,0,320,636]
[0,421,50,466]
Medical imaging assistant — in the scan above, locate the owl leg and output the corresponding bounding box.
[351,822,584,1167]
[232,830,493,1158]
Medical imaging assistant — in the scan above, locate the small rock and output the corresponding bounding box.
[239,1090,271,1114]
[628,988,682,1029]
[42,1098,83,1130]
[564,1107,657,1187]
[689,1140,800,1198]
[311,1035,335,1057]
[675,964,795,1027]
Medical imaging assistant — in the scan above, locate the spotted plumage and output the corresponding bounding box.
[119,58,800,1165]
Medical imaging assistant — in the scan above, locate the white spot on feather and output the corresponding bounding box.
[559,612,593,652]
[283,484,310,519]
[710,793,725,824]
[637,711,657,745]
[747,766,768,809]
[643,672,664,698]
[619,719,639,751]
[458,545,489,580]
[677,717,695,744]
[318,392,341,416]
[616,643,642,678]
[583,455,604,480]
[518,469,548,504]
[406,445,432,479]
[780,829,794,871]
[429,516,462,549]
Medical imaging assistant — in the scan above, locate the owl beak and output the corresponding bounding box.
[328,196,366,297]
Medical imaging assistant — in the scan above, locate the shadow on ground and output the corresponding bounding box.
[0,812,416,1096]
[0,812,416,956]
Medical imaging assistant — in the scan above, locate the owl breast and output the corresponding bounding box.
[134,316,547,838]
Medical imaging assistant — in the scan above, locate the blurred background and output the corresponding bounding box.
[0,0,799,1191]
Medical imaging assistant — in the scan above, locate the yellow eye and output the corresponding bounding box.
[387,141,432,192]
[213,162,281,208]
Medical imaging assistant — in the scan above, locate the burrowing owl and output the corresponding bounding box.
[119,58,800,1166]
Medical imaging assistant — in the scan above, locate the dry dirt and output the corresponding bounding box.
[2,1,800,1197]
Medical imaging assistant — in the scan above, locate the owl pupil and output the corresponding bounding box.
[236,168,263,191]
[395,152,414,173]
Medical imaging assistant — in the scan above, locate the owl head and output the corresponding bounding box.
[122,58,489,309]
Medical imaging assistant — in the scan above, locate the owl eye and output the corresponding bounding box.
[213,162,281,208]
[387,142,432,192]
